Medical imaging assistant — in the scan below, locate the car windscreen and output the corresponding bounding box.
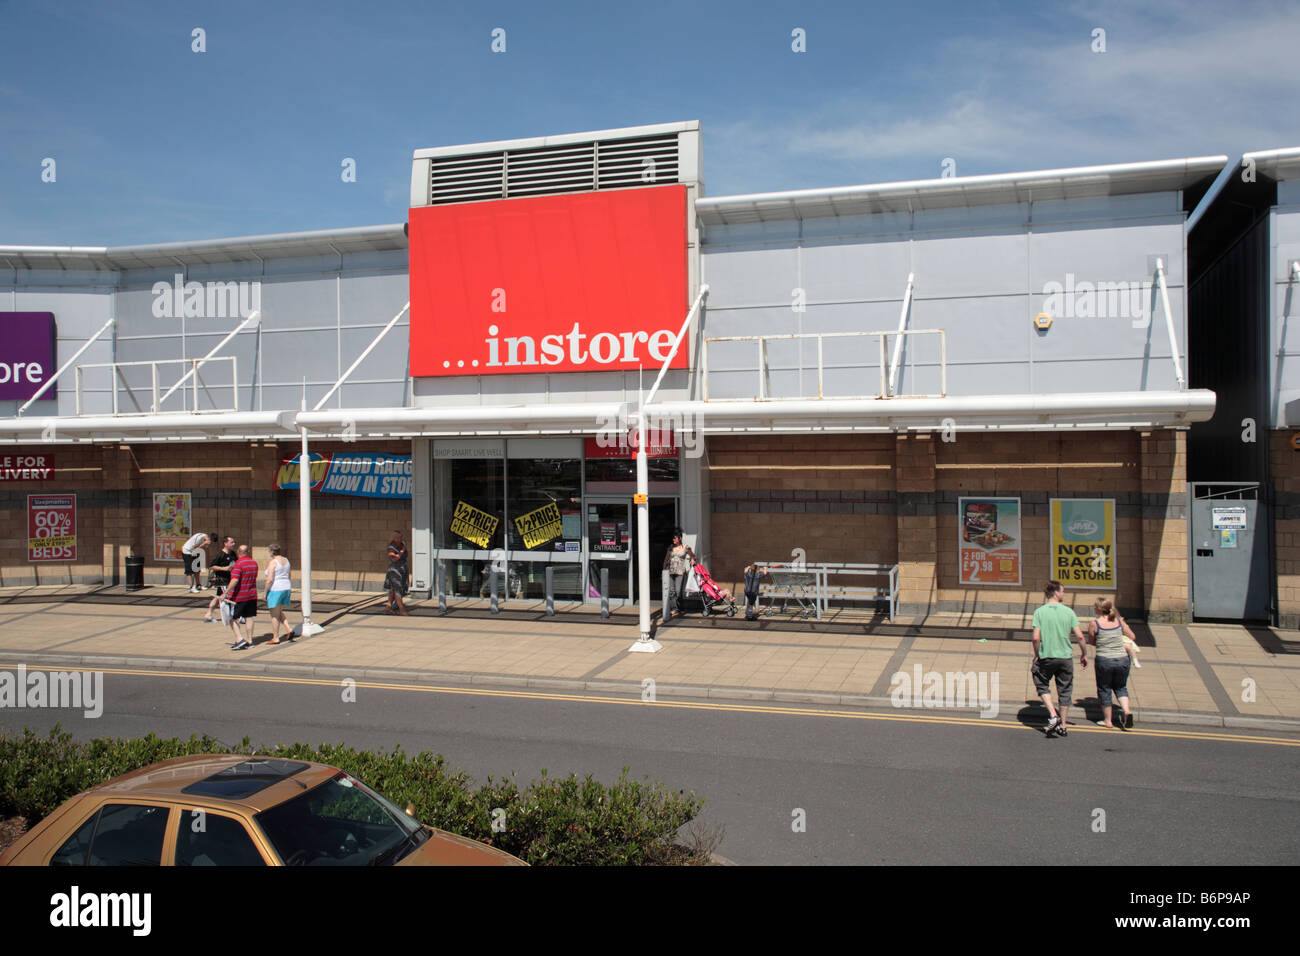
[254,773,426,866]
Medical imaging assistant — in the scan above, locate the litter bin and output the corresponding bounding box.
[125,555,145,591]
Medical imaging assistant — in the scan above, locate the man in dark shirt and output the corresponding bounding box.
[203,536,237,623]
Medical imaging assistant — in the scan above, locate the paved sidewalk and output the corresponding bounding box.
[1,584,1298,733]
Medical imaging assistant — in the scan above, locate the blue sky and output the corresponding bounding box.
[2,0,1297,245]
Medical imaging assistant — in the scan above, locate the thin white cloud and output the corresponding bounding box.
[709,0,1300,192]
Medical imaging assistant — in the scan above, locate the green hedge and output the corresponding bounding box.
[0,727,709,866]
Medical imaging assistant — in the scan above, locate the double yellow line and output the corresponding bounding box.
[48,665,1300,749]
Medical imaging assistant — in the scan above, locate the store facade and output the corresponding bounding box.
[3,121,1261,624]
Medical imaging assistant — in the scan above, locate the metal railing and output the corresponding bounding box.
[701,328,946,401]
[755,561,899,620]
[74,356,239,416]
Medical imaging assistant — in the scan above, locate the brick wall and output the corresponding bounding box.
[0,445,107,586]
[707,429,1191,620]
[707,435,897,589]
[0,440,411,590]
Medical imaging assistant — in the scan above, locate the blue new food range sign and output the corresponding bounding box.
[276,453,412,498]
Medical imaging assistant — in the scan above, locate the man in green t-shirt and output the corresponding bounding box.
[1031,580,1088,737]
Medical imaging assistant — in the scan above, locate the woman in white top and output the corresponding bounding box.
[264,544,293,645]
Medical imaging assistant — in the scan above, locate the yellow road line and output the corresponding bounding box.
[15,664,1299,749]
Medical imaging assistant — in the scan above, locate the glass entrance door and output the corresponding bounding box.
[586,498,632,603]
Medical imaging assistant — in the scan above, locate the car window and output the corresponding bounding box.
[86,804,169,866]
[50,812,98,866]
[174,810,267,866]
[256,774,424,866]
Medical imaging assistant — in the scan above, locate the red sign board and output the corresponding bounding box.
[409,185,688,377]
[28,494,76,562]
[584,429,678,459]
[1,453,54,481]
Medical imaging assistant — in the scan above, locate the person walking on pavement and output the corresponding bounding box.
[662,529,696,619]
[1031,580,1088,737]
[180,531,212,593]
[264,543,293,644]
[226,544,260,650]
[385,530,410,615]
[1087,598,1135,730]
[202,536,237,622]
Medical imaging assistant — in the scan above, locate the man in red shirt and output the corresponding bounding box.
[225,544,259,650]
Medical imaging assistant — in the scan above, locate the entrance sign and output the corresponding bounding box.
[153,493,192,561]
[514,502,564,550]
[409,186,688,377]
[958,497,1021,585]
[450,501,499,549]
[28,494,76,562]
[1050,498,1116,589]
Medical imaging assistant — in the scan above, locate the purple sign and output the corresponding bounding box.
[0,313,57,402]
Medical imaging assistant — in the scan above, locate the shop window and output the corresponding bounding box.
[506,458,581,554]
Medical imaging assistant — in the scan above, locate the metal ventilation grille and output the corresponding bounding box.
[429,134,680,205]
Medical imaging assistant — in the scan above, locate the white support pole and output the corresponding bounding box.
[1154,260,1186,390]
[294,394,324,638]
[19,317,115,415]
[156,310,260,410]
[631,284,708,652]
[630,436,657,649]
[314,302,410,411]
[888,272,915,396]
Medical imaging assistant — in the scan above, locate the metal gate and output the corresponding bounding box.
[1189,482,1270,621]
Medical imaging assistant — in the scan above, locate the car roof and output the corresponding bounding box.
[86,754,341,812]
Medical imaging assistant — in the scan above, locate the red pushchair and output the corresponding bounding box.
[693,562,737,617]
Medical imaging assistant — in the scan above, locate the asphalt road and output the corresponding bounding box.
[3,669,1298,865]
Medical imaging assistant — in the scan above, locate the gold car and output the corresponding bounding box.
[0,754,525,866]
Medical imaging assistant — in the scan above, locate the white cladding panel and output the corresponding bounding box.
[0,288,115,417]
[700,193,1188,398]
[1,253,409,417]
